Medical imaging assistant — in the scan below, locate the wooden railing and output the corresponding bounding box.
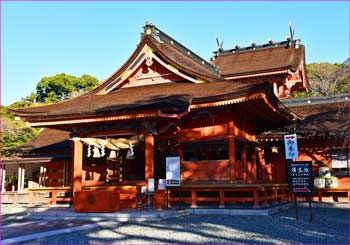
[167,184,290,208]
[28,187,72,206]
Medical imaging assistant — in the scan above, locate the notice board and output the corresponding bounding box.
[166,157,180,186]
[287,161,314,195]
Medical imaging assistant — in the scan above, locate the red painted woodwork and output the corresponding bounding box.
[125,61,184,88]
[228,121,236,181]
[74,190,120,212]
[182,160,229,180]
[145,134,154,184]
[168,185,290,208]
[180,124,228,142]
[73,140,83,196]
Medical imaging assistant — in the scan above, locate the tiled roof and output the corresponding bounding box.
[212,42,305,77]
[258,95,349,138]
[8,128,71,156]
[11,81,268,121]
[90,24,222,95]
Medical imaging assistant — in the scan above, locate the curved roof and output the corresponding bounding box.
[212,43,305,77]
[10,81,299,126]
[90,24,223,95]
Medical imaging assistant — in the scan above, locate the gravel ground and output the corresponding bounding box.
[4,205,349,244]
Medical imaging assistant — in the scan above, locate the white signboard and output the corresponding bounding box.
[332,152,349,168]
[158,179,166,190]
[148,178,154,192]
[141,186,146,193]
[166,157,181,186]
[284,134,298,159]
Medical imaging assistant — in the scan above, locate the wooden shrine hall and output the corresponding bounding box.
[7,23,322,211]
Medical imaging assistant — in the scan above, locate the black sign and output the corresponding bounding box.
[287,161,314,195]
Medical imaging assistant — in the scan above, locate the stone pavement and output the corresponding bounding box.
[1,202,349,244]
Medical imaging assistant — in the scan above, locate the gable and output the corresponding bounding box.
[96,43,210,95]
[121,58,185,89]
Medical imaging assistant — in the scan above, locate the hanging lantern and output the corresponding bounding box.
[109,150,117,159]
[271,146,279,154]
[93,146,101,158]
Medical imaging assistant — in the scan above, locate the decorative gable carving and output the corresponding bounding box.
[122,60,184,88]
[96,44,206,95]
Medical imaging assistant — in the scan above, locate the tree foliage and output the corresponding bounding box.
[2,73,99,157]
[36,73,98,103]
[303,62,350,96]
[1,106,40,157]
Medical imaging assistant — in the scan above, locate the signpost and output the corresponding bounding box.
[287,161,314,195]
[166,157,180,186]
[158,179,166,190]
[166,157,181,209]
[148,178,155,192]
[284,134,313,222]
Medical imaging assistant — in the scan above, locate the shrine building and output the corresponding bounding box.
[4,23,348,211]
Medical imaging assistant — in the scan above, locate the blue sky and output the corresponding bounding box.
[1,1,349,106]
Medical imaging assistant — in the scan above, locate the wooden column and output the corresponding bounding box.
[1,166,6,192]
[21,164,25,191]
[39,164,45,187]
[191,190,197,208]
[251,148,257,180]
[257,148,264,180]
[73,139,83,196]
[219,190,225,208]
[253,189,259,208]
[242,144,247,181]
[228,121,236,181]
[17,165,22,192]
[145,134,154,185]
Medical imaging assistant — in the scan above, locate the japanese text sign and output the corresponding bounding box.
[287,161,314,194]
[284,134,298,159]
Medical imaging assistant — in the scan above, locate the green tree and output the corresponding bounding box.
[1,106,40,157]
[305,63,349,96]
[36,73,98,103]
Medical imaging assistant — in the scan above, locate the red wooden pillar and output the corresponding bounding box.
[73,139,83,197]
[228,121,236,181]
[145,134,154,186]
[219,190,225,208]
[257,148,265,180]
[191,190,197,208]
[263,189,268,206]
[253,189,259,208]
[242,144,247,181]
[251,147,257,180]
[273,187,278,203]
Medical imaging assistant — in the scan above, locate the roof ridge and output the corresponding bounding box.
[212,39,302,58]
[143,22,220,75]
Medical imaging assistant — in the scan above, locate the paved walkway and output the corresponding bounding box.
[1,203,349,244]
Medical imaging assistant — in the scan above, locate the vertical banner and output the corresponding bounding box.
[166,157,181,186]
[284,134,298,159]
